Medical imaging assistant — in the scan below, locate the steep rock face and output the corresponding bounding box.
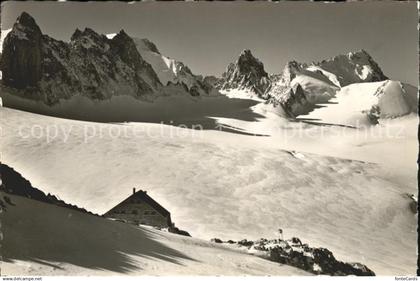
[1,12,43,89]
[315,50,388,87]
[219,49,271,96]
[133,37,215,96]
[110,31,162,92]
[35,27,162,104]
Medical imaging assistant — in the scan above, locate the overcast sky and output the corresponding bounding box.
[1,1,418,85]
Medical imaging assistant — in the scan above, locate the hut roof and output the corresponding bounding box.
[105,189,170,218]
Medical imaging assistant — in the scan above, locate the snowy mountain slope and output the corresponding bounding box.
[305,65,341,87]
[264,50,388,116]
[298,80,418,127]
[134,36,212,93]
[0,107,416,275]
[108,33,215,96]
[264,61,340,116]
[131,37,178,85]
[1,193,308,276]
[290,73,339,104]
[0,28,12,53]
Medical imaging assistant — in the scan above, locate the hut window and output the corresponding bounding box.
[144,211,149,215]
[151,211,156,215]
[132,210,138,215]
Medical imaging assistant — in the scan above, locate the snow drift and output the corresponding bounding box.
[0,193,308,275]
[299,80,418,127]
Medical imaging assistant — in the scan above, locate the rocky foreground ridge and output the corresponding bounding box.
[210,237,375,276]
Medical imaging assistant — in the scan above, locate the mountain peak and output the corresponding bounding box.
[16,12,39,29]
[240,49,253,56]
[71,27,103,42]
[112,29,133,44]
[219,49,270,95]
[117,29,128,36]
[12,11,42,37]
[236,49,265,74]
[316,49,388,86]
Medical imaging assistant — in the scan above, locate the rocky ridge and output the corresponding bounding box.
[0,12,214,105]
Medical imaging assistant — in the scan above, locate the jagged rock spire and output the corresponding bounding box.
[220,49,270,96]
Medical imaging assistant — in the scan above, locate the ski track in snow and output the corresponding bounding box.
[0,88,417,275]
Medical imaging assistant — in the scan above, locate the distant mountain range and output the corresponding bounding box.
[0,12,416,122]
[0,12,215,106]
[209,48,389,117]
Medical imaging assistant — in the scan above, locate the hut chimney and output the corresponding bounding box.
[133,188,136,194]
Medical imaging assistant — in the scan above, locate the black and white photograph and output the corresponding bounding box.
[0,0,418,277]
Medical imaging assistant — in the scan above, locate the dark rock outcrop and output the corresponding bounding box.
[168,225,191,237]
[110,30,162,92]
[210,238,223,243]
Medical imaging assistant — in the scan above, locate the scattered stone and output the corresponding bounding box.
[238,239,254,247]
[211,238,223,243]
